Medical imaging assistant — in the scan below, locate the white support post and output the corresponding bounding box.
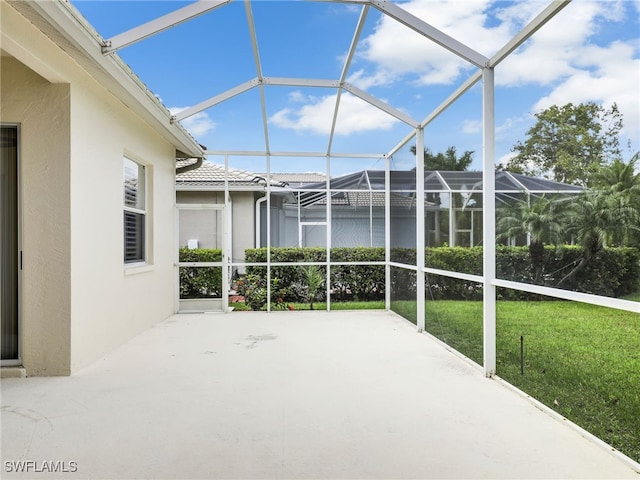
[416,128,426,332]
[223,154,230,313]
[326,155,332,312]
[266,153,271,313]
[385,156,391,311]
[482,67,497,377]
[449,201,456,247]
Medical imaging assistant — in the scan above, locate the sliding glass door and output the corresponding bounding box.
[1,125,19,364]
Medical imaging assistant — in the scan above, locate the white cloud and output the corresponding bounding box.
[461,119,482,134]
[354,0,637,142]
[532,42,640,140]
[497,151,517,166]
[169,107,216,137]
[269,92,399,135]
[353,0,514,88]
[497,2,610,86]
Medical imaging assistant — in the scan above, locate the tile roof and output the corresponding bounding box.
[258,172,327,188]
[176,160,270,188]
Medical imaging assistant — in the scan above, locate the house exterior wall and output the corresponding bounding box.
[1,56,72,376]
[176,190,256,271]
[2,3,178,375]
[68,70,177,373]
[230,192,255,271]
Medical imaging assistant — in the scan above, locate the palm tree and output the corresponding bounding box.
[301,265,325,310]
[591,154,640,246]
[409,146,474,171]
[496,195,565,284]
[592,154,640,196]
[556,190,640,287]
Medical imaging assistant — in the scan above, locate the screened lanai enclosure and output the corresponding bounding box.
[78,0,640,384]
[261,169,584,248]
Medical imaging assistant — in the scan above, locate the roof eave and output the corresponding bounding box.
[22,0,204,159]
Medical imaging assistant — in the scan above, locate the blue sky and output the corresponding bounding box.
[74,0,639,175]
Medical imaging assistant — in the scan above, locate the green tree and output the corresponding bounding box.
[410,146,474,171]
[505,102,623,187]
[591,154,640,247]
[301,265,325,310]
[496,195,565,283]
[557,190,640,287]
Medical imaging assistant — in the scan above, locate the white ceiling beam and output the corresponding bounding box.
[172,78,260,122]
[342,82,419,128]
[370,0,488,68]
[244,0,271,155]
[489,0,571,67]
[102,0,231,54]
[414,1,571,131]
[386,129,417,158]
[328,5,370,155]
[25,0,204,157]
[204,150,386,159]
[421,71,481,128]
[262,77,339,88]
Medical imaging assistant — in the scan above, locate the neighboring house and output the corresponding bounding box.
[175,160,278,274]
[1,1,204,376]
[176,165,583,253]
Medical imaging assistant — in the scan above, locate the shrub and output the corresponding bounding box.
[245,247,386,303]
[235,273,290,311]
[301,265,325,310]
[178,248,222,298]
[244,246,638,303]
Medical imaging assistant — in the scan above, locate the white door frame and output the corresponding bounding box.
[175,203,229,313]
[1,123,21,366]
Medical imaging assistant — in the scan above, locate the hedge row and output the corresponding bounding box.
[178,248,222,298]
[179,246,640,304]
[245,246,640,303]
[245,247,385,302]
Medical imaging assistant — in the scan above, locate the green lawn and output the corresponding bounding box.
[290,301,385,311]
[393,299,640,463]
[623,292,640,302]
[230,300,385,311]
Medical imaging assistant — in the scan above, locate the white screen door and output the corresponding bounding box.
[176,205,228,313]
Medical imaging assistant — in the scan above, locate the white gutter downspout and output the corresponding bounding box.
[255,195,267,248]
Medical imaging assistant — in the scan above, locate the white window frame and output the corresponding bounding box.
[123,156,147,265]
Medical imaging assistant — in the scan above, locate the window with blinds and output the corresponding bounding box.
[123,157,146,263]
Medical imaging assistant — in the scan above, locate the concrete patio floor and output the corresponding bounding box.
[1,310,638,479]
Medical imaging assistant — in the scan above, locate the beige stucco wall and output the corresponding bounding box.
[0,57,72,376]
[230,191,256,269]
[68,69,177,373]
[1,3,177,375]
[176,190,257,270]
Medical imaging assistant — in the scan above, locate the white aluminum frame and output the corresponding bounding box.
[94,0,640,380]
[175,204,229,313]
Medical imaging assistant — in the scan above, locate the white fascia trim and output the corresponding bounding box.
[0,5,67,83]
[27,0,203,158]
